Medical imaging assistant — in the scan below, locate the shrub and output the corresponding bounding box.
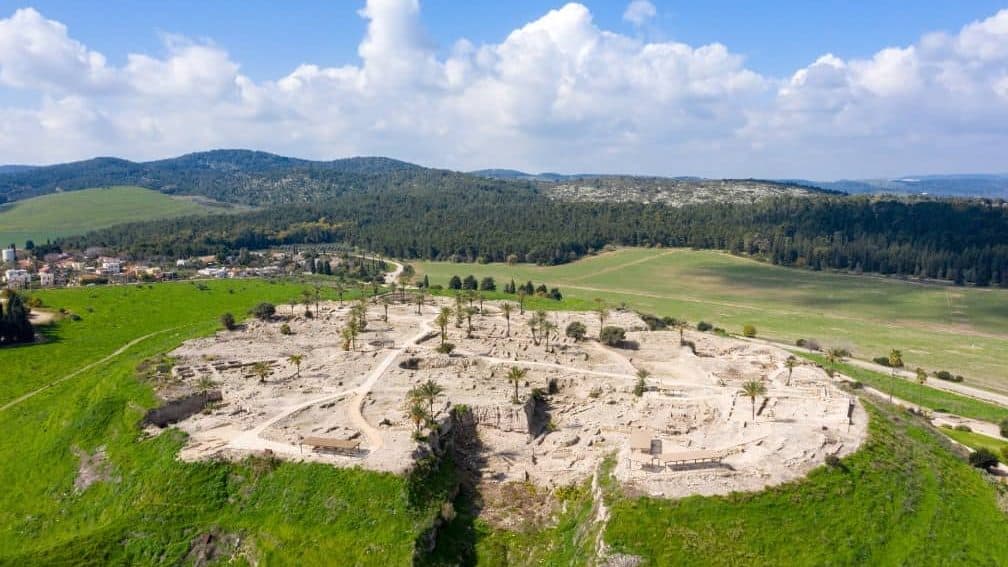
[796,338,806,347]
[638,313,667,330]
[304,310,313,319]
[565,321,587,341]
[697,321,712,332]
[804,338,821,352]
[547,378,559,394]
[954,424,972,432]
[249,302,276,321]
[1000,417,1008,438]
[713,327,728,337]
[968,447,999,470]
[436,343,456,354]
[849,381,864,389]
[824,454,842,468]
[934,370,953,381]
[872,356,890,367]
[633,377,646,397]
[599,326,626,347]
[280,324,292,335]
[220,312,236,330]
[742,324,757,338]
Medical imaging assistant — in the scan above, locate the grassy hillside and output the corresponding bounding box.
[0,280,451,565]
[415,248,1008,394]
[424,401,1008,565]
[0,186,220,247]
[4,280,1006,565]
[604,402,1008,565]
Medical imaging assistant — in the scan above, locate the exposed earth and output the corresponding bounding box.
[156,293,867,500]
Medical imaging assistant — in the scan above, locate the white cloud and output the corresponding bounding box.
[0,2,1006,178]
[623,1,657,27]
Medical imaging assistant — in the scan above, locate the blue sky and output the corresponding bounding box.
[1,1,1008,178]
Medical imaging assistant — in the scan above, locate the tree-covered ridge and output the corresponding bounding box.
[56,188,1008,287]
[0,150,428,205]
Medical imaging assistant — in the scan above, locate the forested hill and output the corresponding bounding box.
[58,190,1008,287]
[0,150,428,205]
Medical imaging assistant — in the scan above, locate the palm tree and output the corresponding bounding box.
[435,307,451,347]
[507,366,528,404]
[888,349,903,404]
[334,280,346,305]
[380,295,392,322]
[464,306,478,337]
[454,293,464,328]
[541,319,557,351]
[287,354,304,378]
[634,369,650,397]
[915,367,927,408]
[415,288,425,315]
[516,289,527,314]
[407,398,430,434]
[301,289,313,315]
[501,302,513,337]
[252,361,270,384]
[313,283,323,314]
[477,292,485,313]
[784,355,798,387]
[741,380,767,420]
[826,347,844,373]
[416,379,445,418]
[342,319,359,351]
[675,320,688,345]
[594,298,609,338]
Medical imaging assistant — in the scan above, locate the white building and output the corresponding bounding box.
[99,260,122,275]
[39,271,55,287]
[4,269,30,288]
[1,247,14,263]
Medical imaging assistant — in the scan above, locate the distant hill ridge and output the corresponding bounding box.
[0,150,425,205]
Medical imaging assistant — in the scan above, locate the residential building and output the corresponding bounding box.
[4,269,30,288]
[1,247,14,264]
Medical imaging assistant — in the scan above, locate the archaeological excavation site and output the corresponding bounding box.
[144,290,867,501]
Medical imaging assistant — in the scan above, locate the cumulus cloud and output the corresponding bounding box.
[623,1,657,27]
[0,1,1006,178]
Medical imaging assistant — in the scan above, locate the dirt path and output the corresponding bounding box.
[0,327,179,413]
[745,336,1008,407]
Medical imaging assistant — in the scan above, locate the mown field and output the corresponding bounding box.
[0,186,225,247]
[416,248,1008,394]
[0,280,452,564]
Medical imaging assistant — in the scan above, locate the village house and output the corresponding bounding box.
[4,269,30,289]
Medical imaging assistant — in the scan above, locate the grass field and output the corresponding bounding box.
[0,186,226,247]
[0,279,454,564]
[416,248,1008,394]
[940,426,1008,454]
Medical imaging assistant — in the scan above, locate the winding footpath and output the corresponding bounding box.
[0,327,180,413]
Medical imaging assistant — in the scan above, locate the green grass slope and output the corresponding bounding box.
[0,186,219,247]
[0,280,451,565]
[604,402,1008,565]
[416,248,1008,394]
